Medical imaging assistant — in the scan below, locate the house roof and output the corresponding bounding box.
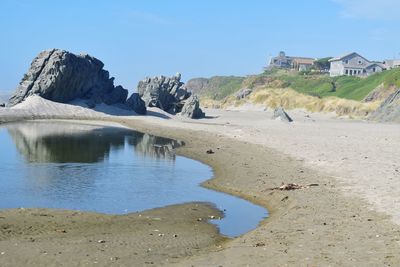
[365,62,385,69]
[292,58,315,65]
[329,52,369,63]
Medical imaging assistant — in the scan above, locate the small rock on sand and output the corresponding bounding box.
[272,107,293,122]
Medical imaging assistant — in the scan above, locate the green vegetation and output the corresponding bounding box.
[248,68,400,101]
[198,76,245,100]
[313,57,333,71]
[288,68,400,100]
[194,68,400,102]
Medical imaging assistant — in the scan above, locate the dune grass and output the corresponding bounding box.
[253,68,400,101]
[201,68,400,102]
[201,87,380,118]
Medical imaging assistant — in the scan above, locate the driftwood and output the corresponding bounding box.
[264,182,319,191]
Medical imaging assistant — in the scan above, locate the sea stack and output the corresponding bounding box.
[7,49,146,114]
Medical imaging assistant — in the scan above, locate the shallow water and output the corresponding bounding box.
[0,121,267,237]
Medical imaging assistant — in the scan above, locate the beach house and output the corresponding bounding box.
[268,51,316,71]
[329,52,385,77]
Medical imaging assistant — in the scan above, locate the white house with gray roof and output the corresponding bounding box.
[383,59,400,69]
[329,52,385,77]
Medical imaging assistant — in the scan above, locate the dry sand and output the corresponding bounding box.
[1,96,400,266]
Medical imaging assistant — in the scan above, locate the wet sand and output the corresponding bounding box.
[116,117,400,267]
[0,204,224,266]
[1,97,400,266]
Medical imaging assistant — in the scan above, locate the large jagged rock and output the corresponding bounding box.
[137,73,204,117]
[126,93,146,115]
[369,89,400,123]
[8,49,129,108]
[180,95,205,119]
[272,106,293,122]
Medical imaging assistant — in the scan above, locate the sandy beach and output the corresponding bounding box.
[1,97,400,266]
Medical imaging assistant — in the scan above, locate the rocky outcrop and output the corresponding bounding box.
[363,83,398,103]
[180,95,205,119]
[7,49,142,112]
[126,93,146,115]
[369,88,400,123]
[235,88,252,99]
[272,107,293,122]
[137,73,204,117]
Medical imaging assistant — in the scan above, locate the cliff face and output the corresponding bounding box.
[369,88,400,123]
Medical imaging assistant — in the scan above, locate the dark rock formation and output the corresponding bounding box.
[126,93,146,115]
[235,88,252,99]
[272,107,293,122]
[137,73,204,117]
[8,49,130,109]
[180,95,205,119]
[369,88,400,123]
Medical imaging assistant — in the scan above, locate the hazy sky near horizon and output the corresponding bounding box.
[1,0,400,92]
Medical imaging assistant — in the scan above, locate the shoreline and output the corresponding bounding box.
[113,116,400,266]
[0,109,400,265]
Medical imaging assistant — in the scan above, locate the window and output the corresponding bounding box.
[344,60,349,64]
[349,70,353,75]
[373,67,376,72]
[358,60,362,65]
[345,69,349,74]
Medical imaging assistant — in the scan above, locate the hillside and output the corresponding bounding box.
[186,76,245,100]
[187,68,400,102]
[187,69,400,119]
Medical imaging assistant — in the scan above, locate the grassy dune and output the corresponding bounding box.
[244,68,400,101]
[202,87,379,118]
[194,68,400,101]
[196,69,400,118]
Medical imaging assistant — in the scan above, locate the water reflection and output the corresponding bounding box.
[0,121,267,237]
[7,121,183,163]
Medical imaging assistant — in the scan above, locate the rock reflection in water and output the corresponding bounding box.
[7,121,182,163]
[0,121,268,237]
[128,133,183,160]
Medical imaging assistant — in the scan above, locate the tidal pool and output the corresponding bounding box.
[0,121,267,237]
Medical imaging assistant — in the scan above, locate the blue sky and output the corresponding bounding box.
[1,0,399,92]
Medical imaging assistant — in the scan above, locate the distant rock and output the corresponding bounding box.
[235,88,252,99]
[7,49,131,109]
[137,73,204,117]
[180,95,205,119]
[126,93,146,115]
[369,88,400,123]
[185,78,210,94]
[272,107,293,122]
